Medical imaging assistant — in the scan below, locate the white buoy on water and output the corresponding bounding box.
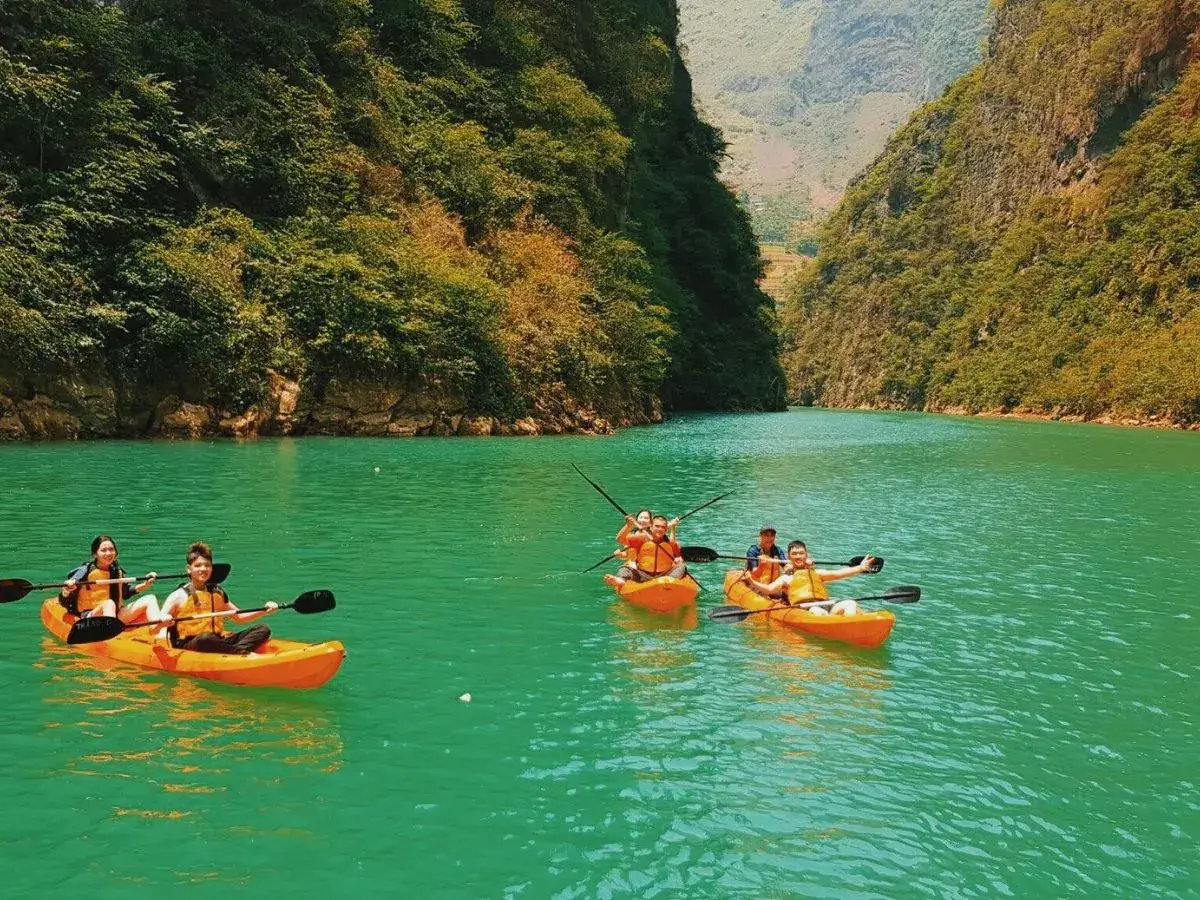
[459,692,472,703]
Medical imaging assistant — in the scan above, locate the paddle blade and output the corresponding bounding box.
[292,590,336,614]
[67,615,125,645]
[706,605,756,624]
[210,563,232,584]
[680,546,719,564]
[883,585,921,603]
[848,555,885,573]
[0,579,35,604]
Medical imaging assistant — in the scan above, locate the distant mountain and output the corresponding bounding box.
[678,0,991,243]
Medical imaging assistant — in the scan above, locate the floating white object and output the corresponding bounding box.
[459,692,472,703]
[373,466,381,473]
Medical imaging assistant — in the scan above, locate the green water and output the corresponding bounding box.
[1,410,1197,897]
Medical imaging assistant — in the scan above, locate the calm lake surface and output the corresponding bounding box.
[1,410,1197,897]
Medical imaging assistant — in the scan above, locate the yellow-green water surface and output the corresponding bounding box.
[1,410,1197,897]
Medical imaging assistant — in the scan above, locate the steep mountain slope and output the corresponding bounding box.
[782,0,1200,426]
[678,0,991,242]
[0,0,783,440]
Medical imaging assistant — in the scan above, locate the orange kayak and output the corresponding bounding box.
[41,598,345,689]
[722,571,894,648]
[614,575,699,613]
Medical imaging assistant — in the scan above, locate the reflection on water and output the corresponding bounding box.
[37,637,344,817]
[608,600,698,633]
[608,600,699,693]
[741,622,894,695]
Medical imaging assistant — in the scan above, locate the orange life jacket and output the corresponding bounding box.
[786,567,828,604]
[171,583,230,641]
[750,547,784,583]
[71,563,125,616]
[622,528,650,562]
[635,537,678,576]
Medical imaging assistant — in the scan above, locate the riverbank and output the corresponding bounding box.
[0,372,662,441]
[794,401,1200,432]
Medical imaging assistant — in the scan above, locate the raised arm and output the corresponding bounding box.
[816,556,876,583]
[616,515,637,546]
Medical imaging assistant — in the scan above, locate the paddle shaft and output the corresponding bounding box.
[676,490,734,523]
[26,573,155,591]
[572,464,630,517]
[581,550,624,574]
[740,590,916,615]
[125,602,285,632]
[2,563,229,598]
[720,554,861,567]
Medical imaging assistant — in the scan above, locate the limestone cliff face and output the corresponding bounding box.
[0,373,651,440]
[782,0,1200,427]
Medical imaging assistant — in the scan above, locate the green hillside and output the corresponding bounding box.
[782,0,1200,426]
[0,0,784,439]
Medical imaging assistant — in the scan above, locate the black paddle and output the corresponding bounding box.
[66,589,336,645]
[680,546,884,572]
[707,585,921,624]
[581,550,624,574]
[676,490,735,523]
[571,464,631,517]
[0,563,232,605]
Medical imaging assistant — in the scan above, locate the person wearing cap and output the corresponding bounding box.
[745,525,787,590]
[741,540,877,615]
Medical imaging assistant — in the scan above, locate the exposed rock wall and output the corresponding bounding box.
[0,372,647,441]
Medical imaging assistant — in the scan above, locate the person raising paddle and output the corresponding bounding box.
[59,535,160,622]
[615,508,680,560]
[615,508,653,551]
[605,515,687,587]
[156,542,277,654]
[741,540,876,615]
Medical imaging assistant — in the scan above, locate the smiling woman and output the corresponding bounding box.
[58,534,161,623]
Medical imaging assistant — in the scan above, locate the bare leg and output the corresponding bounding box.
[87,599,117,619]
[119,594,161,624]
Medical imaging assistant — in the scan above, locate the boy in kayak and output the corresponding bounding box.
[157,542,277,654]
[745,525,787,586]
[605,515,687,586]
[740,540,876,615]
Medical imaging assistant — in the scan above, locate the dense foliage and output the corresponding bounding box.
[782,0,1200,425]
[0,0,783,429]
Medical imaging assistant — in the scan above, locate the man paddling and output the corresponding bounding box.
[157,542,277,654]
[604,515,688,587]
[741,540,876,615]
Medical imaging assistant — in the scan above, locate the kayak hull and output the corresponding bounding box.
[41,598,345,689]
[615,576,699,613]
[722,571,894,648]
